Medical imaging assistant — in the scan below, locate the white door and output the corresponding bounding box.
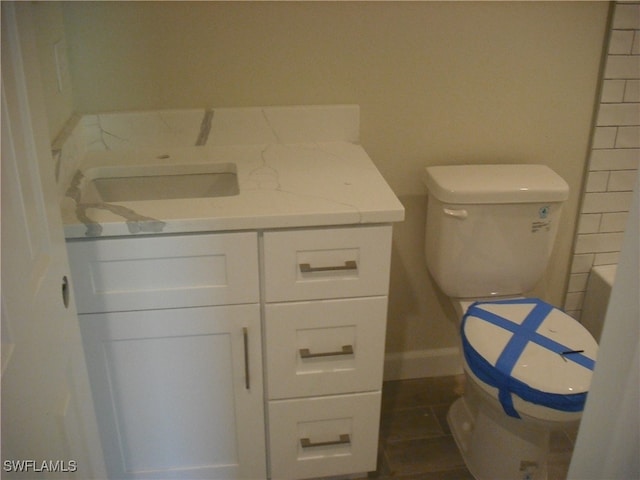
[1,3,105,478]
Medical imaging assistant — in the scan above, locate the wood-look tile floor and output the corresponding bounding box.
[367,375,578,480]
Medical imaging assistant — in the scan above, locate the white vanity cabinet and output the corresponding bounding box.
[263,225,392,479]
[68,225,394,480]
[67,232,266,480]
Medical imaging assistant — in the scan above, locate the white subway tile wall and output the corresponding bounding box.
[566,1,640,319]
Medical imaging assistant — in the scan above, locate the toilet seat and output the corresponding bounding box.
[461,298,598,419]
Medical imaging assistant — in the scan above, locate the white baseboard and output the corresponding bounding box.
[383,347,463,381]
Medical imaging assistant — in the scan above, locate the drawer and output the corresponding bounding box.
[263,225,392,302]
[265,297,387,399]
[67,232,259,313]
[268,391,381,480]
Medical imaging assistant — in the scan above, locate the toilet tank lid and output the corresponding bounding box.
[424,164,569,204]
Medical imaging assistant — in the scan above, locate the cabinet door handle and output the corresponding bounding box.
[300,434,351,449]
[243,327,250,390]
[299,345,354,359]
[299,260,357,273]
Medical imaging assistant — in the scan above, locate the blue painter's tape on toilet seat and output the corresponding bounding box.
[461,298,596,419]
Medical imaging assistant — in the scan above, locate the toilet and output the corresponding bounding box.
[423,164,598,480]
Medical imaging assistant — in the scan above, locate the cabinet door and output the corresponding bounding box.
[80,305,266,479]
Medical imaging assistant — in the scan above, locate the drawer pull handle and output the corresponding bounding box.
[300,434,351,449]
[299,260,357,273]
[299,345,354,359]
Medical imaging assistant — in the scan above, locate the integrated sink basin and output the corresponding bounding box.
[83,162,239,202]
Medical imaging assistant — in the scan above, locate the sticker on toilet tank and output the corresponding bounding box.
[531,206,551,233]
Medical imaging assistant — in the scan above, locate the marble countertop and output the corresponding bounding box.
[61,141,405,238]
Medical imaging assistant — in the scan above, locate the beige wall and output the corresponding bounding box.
[46,2,610,366]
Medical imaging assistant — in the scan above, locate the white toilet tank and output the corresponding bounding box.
[424,164,569,299]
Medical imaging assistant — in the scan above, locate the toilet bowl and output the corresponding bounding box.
[447,297,597,480]
[422,164,599,480]
[462,298,596,421]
